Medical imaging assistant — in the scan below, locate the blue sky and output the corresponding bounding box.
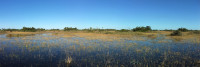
[0,0,200,30]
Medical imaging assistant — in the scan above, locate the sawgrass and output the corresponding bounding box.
[1,31,199,43]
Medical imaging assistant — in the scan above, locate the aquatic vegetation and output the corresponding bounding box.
[0,32,199,67]
[65,56,72,64]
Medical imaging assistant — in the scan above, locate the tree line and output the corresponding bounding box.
[0,26,197,33]
[0,27,45,32]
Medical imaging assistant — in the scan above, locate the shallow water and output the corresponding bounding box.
[0,34,200,67]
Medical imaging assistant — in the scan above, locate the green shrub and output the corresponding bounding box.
[64,27,78,31]
[21,27,36,32]
[2,28,20,32]
[170,31,182,36]
[49,29,60,31]
[36,28,45,31]
[163,29,173,31]
[178,28,188,32]
[132,26,152,32]
[119,29,129,32]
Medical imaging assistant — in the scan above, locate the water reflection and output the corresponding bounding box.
[0,34,200,67]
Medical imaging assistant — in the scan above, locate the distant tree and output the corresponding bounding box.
[50,29,60,31]
[146,26,152,31]
[82,27,93,32]
[178,28,188,32]
[119,29,129,32]
[132,26,152,32]
[89,27,93,30]
[21,27,36,32]
[104,29,116,31]
[64,27,78,31]
[164,29,173,31]
[36,28,45,31]
[2,28,20,32]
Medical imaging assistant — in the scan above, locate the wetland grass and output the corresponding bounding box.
[0,30,200,67]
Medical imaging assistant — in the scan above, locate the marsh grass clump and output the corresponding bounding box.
[65,56,72,64]
[170,31,182,36]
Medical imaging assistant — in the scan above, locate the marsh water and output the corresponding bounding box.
[0,33,200,67]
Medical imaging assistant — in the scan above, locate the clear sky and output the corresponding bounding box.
[0,0,200,30]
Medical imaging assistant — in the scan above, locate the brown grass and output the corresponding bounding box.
[0,31,6,34]
[5,31,44,34]
[50,31,164,41]
[59,31,200,43]
[1,31,199,43]
[167,32,200,43]
[51,31,147,41]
